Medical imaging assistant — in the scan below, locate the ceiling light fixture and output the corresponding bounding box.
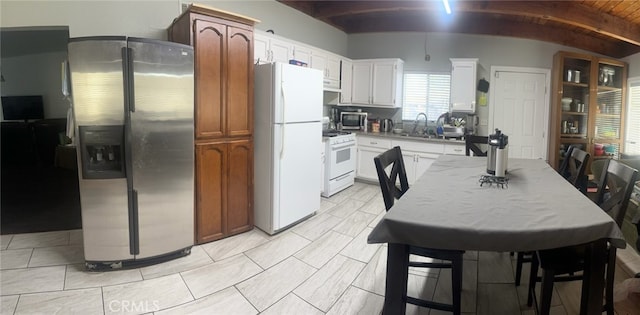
[443,0,452,14]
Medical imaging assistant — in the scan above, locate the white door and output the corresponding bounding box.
[274,63,323,123]
[273,123,321,230]
[490,68,549,159]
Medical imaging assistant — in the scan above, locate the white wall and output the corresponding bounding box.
[1,51,69,119]
[200,1,348,55]
[0,1,179,39]
[0,1,348,54]
[624,52,640,78]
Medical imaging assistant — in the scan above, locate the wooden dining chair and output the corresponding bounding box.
[465,135,488,157]
[514,147,591,287]
[556,145,575,179]
[564,147,591,193]
[374,146,464,315]
[527,159,638,315]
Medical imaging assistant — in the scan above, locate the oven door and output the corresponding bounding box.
[328,141,356,179]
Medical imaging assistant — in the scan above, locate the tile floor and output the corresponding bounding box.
[0,182,637,315]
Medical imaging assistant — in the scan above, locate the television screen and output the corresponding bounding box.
[1,95,45,121]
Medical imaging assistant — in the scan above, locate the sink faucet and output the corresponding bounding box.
[412,113,428,135]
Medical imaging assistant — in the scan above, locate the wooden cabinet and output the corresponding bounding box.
[169,4,256,244]
[548,51,628,171]
[351,59,404,107]
[450,58,478,113]
[195,140,253,243]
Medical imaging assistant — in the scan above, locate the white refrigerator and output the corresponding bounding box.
[254,63,323,234]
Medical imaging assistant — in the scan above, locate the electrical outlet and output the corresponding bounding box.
[480,118,488,126]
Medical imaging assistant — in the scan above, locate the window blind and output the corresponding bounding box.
[402,73,451,121]
[626,78,640,155]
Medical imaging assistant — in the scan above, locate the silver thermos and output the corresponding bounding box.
[487,129,509,177]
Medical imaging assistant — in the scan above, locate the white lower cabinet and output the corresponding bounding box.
[393,140,444,184]
[356,136,391,182]
[356,135,465,184]
[444,143,466,156]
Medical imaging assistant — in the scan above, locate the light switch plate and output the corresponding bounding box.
[480,118,488,126]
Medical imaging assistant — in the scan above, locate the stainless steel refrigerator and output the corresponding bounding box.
[67,37,194,270]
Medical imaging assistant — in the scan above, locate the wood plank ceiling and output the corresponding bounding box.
[278,0,640,58]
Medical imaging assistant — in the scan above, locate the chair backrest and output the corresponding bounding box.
[557,145,575,179]
[465,135,488,157]
[374,146,409,211]
[593,159,639,227]
[565,147,590,192]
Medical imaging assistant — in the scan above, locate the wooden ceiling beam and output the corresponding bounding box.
[341,14,637,58]
[457,1,640,47]
[279,1,640,47]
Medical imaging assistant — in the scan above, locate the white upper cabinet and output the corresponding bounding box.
[352,61,372,104]
[270,38,294,64]
[311,49,342,91]
[254,33,270,64]
[450,58,478,113]
[254,32,292,64]
[340,58,353,104]
[350,59,404,108]
[292,44,312,64]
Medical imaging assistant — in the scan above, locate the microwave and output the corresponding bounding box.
[340,112,367,131]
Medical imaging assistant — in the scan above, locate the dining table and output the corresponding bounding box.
[368,155,626,315]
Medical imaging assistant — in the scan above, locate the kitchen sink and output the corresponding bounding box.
[401,133,436,139]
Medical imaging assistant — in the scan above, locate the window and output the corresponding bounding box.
[402,72,451,121]
[625,77,640,155]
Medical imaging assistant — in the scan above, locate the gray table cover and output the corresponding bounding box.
[368,155,626,251]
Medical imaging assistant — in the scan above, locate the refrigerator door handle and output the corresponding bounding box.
[129,189,140,255]
[122,47,135,113]
[280,81,286,158]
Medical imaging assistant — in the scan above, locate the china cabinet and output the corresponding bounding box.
[548,51,628,172]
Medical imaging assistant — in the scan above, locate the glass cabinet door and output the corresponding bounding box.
[558,56,591,166]
[550,51,627,171]
[592,62,625,161]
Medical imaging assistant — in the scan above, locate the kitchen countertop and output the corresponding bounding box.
[352,131,465,144]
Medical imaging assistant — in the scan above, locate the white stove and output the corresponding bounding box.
[322,130,356,197]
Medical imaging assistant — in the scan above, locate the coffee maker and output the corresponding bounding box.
[487,129,508,177]
[329,107,339,130]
